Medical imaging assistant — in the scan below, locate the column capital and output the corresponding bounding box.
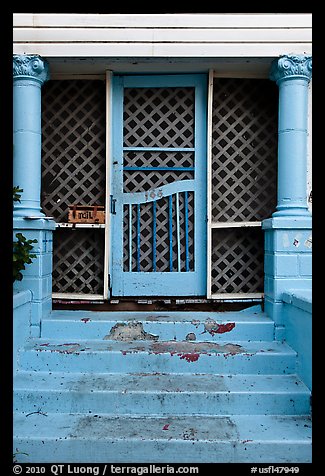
[269,54,312,84]
[13,54,50,84]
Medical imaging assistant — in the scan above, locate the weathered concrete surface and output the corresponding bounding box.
[20,338,297,375]
[104,321,158,341]
[13,412,312,463]
[14,370,311,416]
[149,340,244,362]
[14,306,311,463]
[41,309,275,342]
[200,318,236,335]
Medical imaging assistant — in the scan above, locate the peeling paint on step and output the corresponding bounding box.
[191,319,201,328]
[103,322,159,341]
[150,341,244,354]
[149,341,244,361]
[35,343,85,354]
[179,353,200,362]
[186,333,196,341]
[202,319,236,336]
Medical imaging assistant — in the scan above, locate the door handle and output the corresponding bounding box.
[110,195,117,214]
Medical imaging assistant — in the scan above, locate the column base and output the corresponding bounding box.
[272,208,311,218]
[13,216,56,332]
[13,216,56,231]
[262,215,312,230]
[13,205,46,218]
[262,215,312,325]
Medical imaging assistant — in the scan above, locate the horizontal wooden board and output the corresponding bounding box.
[13,42,312,58]
[13,27,312,43]
[209,293,264,300]
[13,13,312,29]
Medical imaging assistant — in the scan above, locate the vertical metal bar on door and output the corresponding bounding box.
[128,203,132,272]
[184,191,189,272]
[136,203,141,272]
[152,200,156,271]
[176,192,181,272]
[169,195,173,271]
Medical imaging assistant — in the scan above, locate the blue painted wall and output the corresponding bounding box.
[282,290,312,390]
[13,290,32,372]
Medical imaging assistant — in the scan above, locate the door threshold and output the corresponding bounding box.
[52,297,263,312]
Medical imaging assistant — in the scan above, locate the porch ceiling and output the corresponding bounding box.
[42,57,274,78]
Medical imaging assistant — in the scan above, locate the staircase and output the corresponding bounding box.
[13,306,312,463]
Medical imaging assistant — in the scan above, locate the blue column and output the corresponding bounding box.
[262,55,312,330]
[13,54,49,217]
[269,54,312,217]
[13,55,56,337]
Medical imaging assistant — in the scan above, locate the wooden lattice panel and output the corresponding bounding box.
[41,80,106,296]
[123,170,194,192]
[41,79,106,222]
[52,229,105,295]
[211,78,278,222]
[123,87,195,147]
[211,228,264,294]
[124,151,194,168]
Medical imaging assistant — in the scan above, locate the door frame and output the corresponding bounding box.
[109,73,208,297]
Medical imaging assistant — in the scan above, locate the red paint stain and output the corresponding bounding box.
[179,353,200,362]
[81,318,91,323]
[162,424,170,430]
[210,323,235,335]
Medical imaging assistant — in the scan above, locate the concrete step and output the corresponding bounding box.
[13,412,312,463]
[19,339,296,374]
[14,371,311,415]
[41,309,274,342]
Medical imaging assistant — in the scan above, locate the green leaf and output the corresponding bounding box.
[13,230,38,283]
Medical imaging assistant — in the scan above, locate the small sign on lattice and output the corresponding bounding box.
[68,205,105,224]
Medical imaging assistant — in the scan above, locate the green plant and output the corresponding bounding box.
[13,186,23,203]
[13,187,37,283]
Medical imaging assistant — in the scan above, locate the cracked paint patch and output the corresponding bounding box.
[150,341,244,362]
[304,236,312,248]
[191,319,201,328]
[186,333,196,341]
[202,319,236,336]
[35,343,84,354]
[104,322,158,342]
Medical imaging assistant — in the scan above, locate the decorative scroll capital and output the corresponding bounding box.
[13,54,50,84]
[269,54,312,84]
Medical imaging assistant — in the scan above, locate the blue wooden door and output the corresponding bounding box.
[111,74,207,296]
